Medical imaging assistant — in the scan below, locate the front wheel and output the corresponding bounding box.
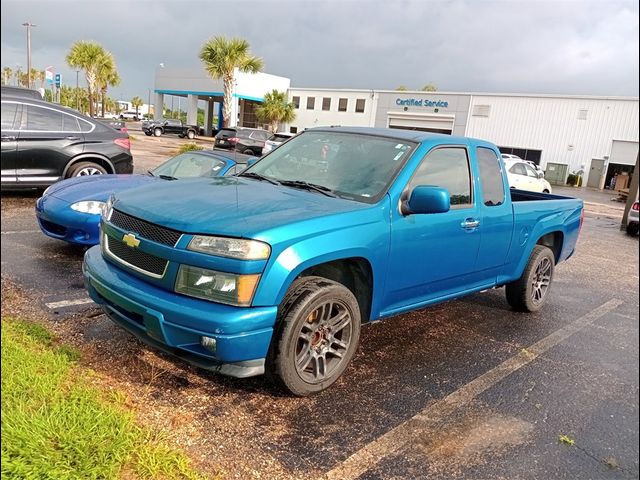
[267,276,361,396]
[187,130,196,139]
[505,245,555,312]
[154,127,162,137]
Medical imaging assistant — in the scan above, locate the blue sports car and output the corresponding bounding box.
[36,149,254,246]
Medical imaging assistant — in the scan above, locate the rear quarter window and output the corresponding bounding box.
[476,147,505,206]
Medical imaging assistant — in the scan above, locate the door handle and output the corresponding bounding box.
[65,136,80,141]
[461,218,480,229]
[1,135,16,141]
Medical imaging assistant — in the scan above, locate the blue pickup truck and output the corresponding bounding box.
[83,127,584,395]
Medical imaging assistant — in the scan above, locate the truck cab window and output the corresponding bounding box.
[409,147,472,207]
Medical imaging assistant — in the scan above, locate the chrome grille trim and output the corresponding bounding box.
[104,234,168,278]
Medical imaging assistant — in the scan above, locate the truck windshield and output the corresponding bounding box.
[243,131,415,202]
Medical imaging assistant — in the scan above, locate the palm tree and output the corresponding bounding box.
[396,85,408,91]
[96,54,120,117]
[199,36,263,128]
[421,83,437,92]
[2,67,13,85]
[30,68,45,89]
[14,67,24,87]
[131,96,143,117]
[66,41,110,117]
[256,90,296,133]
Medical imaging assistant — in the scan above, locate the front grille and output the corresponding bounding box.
[106,235,168,277]
[110,209,182,246]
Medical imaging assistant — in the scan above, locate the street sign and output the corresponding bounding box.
[45,66,54,85]
[55,73,61,87]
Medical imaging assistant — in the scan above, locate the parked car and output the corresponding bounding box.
[504,159,552,193]
[626,201,639,236]
[36,150,253,245]
[214,127,270,155]
[1,94,133,190]
[83,126,583,395]
[501,153,543,174]
[262,132,295,154]
[118,111,142,121]
[143,119,198,139]
[1,85,43,100]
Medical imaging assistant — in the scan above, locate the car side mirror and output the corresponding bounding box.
[401,185,450,215]
[538,172,544,179]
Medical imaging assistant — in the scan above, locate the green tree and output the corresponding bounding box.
[96,54,120,117]
[256,89,296,133]
[2,67,13,85]
[66,41,110,117]
[421,83,437,92]
[14,67,26,87]
[396,85,408,91]
[199,36,263,128]
[131,96,143,117]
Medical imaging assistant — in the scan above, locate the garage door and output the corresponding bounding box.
[387,112,455,135]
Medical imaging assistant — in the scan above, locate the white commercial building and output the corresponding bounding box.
[286,88,638,188]
[153,66,638,188]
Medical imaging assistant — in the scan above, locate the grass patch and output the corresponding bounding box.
[1,318,213,479]
[176,143,204,154]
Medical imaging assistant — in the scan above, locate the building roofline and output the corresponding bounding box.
[288,86,638,101]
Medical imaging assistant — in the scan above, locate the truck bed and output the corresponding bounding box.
[510,189,575,202]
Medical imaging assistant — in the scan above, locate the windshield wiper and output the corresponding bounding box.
[278,180,337,197]
[238,171,280,185]
[147,170,155,176]
[158,174,178,181]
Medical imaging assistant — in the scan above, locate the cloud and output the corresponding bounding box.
[1,0,637,99]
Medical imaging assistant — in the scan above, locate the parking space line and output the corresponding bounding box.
[324,298,623,480]
[45,298,94,309]
[1,230,41,235]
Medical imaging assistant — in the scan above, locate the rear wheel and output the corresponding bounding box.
[267,276,361,396]
[67,161,107,178]
[243,148,254,155]
[187,130,196,139]
[626,222,639,236]
[505,245,555,312]
[154,127,162,137]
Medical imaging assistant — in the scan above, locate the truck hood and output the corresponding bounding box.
[113,177,372,237]
[47,174,158,204]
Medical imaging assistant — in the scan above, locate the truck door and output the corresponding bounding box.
[384,146,482,313]
[474,147,513,280]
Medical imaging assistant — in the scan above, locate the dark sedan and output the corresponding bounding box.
[1,95,133,190]
[214,127,270,155]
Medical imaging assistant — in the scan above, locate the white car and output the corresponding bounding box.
[504,159,552,193]
[262,132,295,154]
[501,153,543,175]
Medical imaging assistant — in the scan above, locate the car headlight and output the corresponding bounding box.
[175,265,260,306]
[187,235,270,260]
[70,201,106,215]
[102,196,114,221]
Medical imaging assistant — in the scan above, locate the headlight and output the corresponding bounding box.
[175,265,260,306]
[70,201,106,215]
[188,235,270,260]
[102,195,114,221]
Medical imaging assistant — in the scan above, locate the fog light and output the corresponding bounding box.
[200,336,217,353]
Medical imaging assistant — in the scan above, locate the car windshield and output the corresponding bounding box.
[244,131,415,202]
[151,153,226,178]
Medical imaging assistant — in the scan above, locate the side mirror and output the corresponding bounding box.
[538,172,545,179]
[401,186,450,215]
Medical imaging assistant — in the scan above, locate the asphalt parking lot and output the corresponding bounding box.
[1,133,638,479]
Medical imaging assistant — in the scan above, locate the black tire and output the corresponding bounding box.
[243,148,254,155]
[267,276,361,396]
[505,245,555,312]
[67,161,108,178]
[144,132,152,136]
[154,127,162,137]
[187,130,196,139]
[626,222,639,236]
[543,189,550,194]
[178,134,185,138]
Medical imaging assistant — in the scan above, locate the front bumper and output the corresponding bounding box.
[82,246,277,378]
[35,196,101,245]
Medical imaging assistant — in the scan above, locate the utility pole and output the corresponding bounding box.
[22,22,36,89]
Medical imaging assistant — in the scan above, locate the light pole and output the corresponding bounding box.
[22,22,36,89]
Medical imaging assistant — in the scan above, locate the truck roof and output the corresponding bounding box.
[307,126,493,147]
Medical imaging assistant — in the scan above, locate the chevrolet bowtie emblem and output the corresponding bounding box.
[122,233,140,248]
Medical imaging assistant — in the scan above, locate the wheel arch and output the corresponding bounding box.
[62,154,115,177]
[536,231,564,264]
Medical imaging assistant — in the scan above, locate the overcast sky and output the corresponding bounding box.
[1,0,638,101]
